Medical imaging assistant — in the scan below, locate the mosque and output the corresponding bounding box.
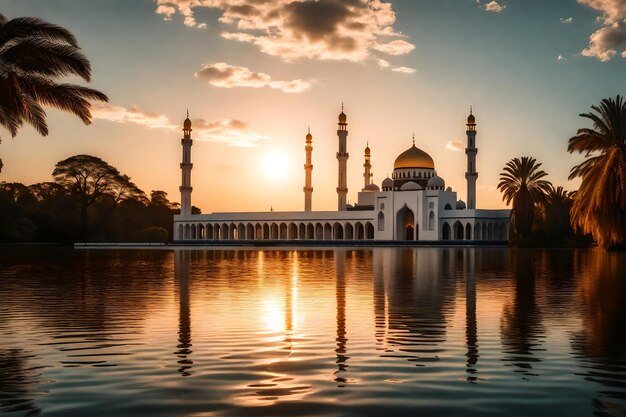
[173,107,510,243]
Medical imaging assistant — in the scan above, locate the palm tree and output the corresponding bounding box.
[543,185,574,239]
[497,157,552,240]
[568,96,626,249]
[0,13,108,172]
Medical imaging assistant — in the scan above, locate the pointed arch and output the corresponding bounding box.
[428,211,435,230]
[355,222,365,240]
[366,222,375,239]
[453,221,464,240]
[291,223,299,240]
[345,223,354,240]
[279,223,288,240]
[263,223,270,239]
[396,204,415,241]
[307,223,315,239]
[442,222,451,240]
[378,211,385,231]
[333,222,344,240]
[475,221,482,240]
[297,223,305,239]
[246,223,254,240]
[444,203,452,210]
[324,223,332,240]
[465,223,472,240]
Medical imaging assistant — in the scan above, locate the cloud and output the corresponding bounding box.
[377,59,390,68]
[192,118,270,147]
[194,62,311,93]
[484,1,506,13]
[560,17,574,24]
[92,103,268,147]
[446,139,465,152]
[92,103,175,129]
[578,0,626,60]
[391,66,416,74]
[154,0,415,62]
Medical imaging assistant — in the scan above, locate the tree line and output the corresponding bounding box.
[0,154,194,243]
[499,96,626,250]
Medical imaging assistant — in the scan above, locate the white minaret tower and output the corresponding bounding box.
[465,108,478,210]
[180,111,193,216]
[337,104,349,211]
[362,142,372,190]
[304,127,313,212]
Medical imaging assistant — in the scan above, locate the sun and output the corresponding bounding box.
[263,151,290,179]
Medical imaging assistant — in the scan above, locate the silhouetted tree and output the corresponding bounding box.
[542,185,574,240]
[52,154,141,241]
[0,13,107,172]
[498,157,551,240]
[568,96,626,250]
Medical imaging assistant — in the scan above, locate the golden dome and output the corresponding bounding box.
[393,144,435,170]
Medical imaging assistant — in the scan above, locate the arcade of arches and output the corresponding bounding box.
[178,221,376,241]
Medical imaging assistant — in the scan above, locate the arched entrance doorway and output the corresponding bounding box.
[396,205,415,241]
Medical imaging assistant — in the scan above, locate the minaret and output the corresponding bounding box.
[180,111,193,216]
[362,142,372,190]
[304,127,313,212]
[465,108,478,210]
[337,104,349,211]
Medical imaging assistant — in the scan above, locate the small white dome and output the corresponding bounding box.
[382,177,394,189]
[400,181,423,191]
[456,200,466,209]
[427,175,445,189]
[364,183,380,192]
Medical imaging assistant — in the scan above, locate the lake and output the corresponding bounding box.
[1,247,625,417]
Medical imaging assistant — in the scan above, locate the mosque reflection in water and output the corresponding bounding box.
[1,248,625,416]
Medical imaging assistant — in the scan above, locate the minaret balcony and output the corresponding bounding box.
[465,148,478,155]
[336,152,349,159]
[465,172,479,179]
[180,162,193,169]
[181,139,193,145]
[179,186,193,192]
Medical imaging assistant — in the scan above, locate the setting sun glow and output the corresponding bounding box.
[263,151,290,179]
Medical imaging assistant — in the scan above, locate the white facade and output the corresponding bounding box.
[174,109,510,243]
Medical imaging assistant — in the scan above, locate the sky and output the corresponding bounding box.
[1,0,625,212]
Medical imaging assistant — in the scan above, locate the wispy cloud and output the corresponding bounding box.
[578,0,626,61]
[560,17,574,24]
[391,66,416,74]
[377,59,391,68]
[195,62,312,93]
[154,0,414,62]
[92,103,174,129]
[446,139,465,152]
[93,103,268,147]
[483,1,506,13]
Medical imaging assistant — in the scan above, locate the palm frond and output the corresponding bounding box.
[0,38,91,81]
[0,16,78,47]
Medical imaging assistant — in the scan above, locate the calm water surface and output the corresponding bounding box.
[1,247,625,417]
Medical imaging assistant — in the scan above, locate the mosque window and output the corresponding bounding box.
[378,211,385,231]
